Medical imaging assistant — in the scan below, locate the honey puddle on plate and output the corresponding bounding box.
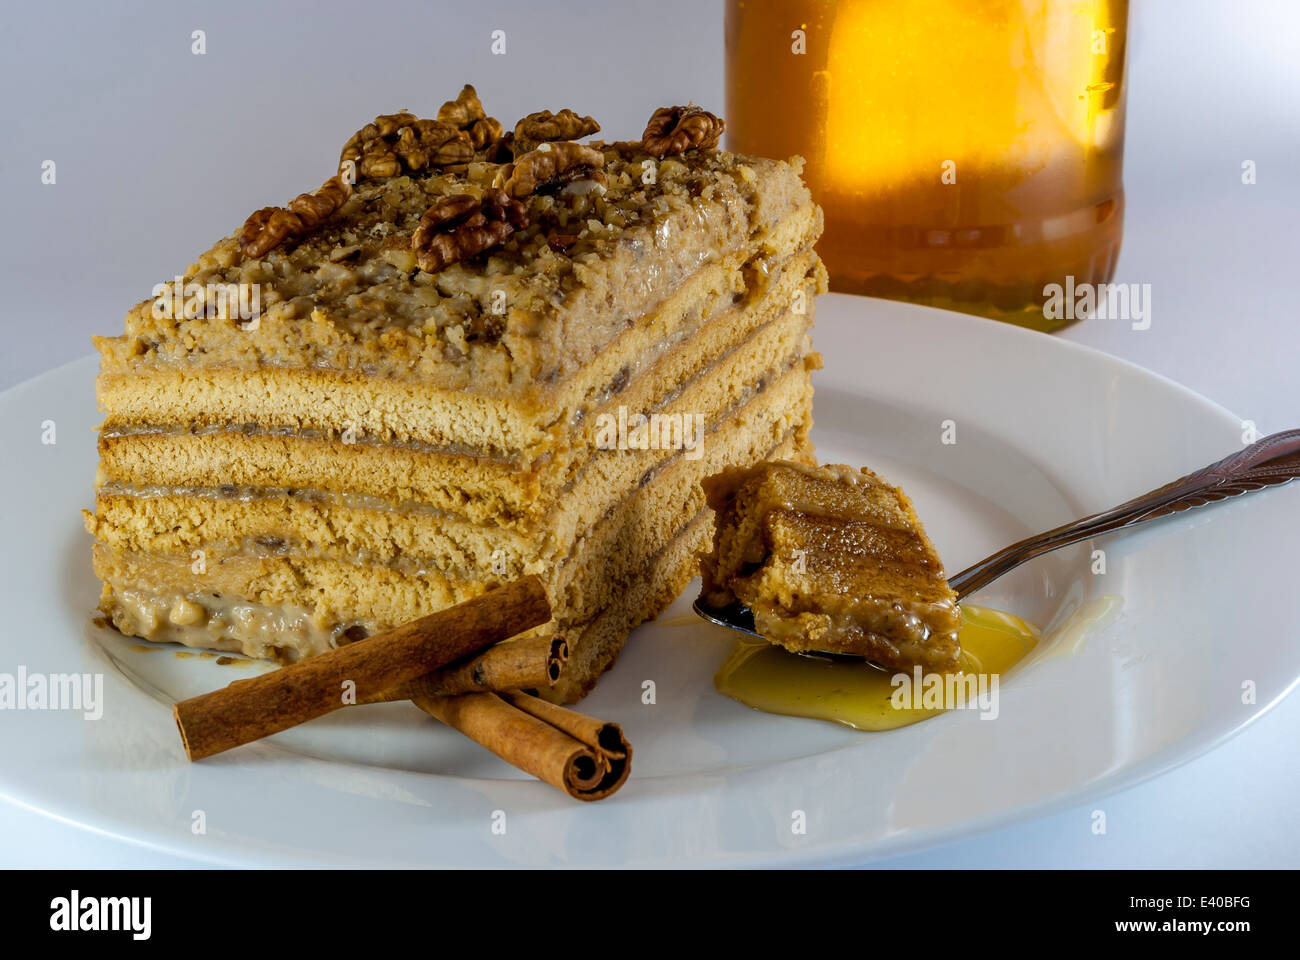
[714,605,1040,731]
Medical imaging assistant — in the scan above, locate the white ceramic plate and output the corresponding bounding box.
[1,293,1296,867]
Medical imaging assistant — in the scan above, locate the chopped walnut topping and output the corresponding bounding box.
[410,189,528,274]
[513,109,601,154]
[494,142,607,199]
[641,105,726,157]
[239,175,353,258]
[144,92,778,386]
[437,84,506,155]
[340,111,472,180]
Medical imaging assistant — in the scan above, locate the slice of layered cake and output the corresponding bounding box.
[700,461,961,671]
[86,87,825,702]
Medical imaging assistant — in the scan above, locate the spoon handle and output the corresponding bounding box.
[947,429,1300,601]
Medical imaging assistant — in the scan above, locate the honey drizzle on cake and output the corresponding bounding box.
[714,605,1039,730]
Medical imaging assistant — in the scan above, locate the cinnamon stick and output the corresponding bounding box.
[362,635,567,703]
[174,576,550,761]
[500,690,624,754]
[413,690,631,801]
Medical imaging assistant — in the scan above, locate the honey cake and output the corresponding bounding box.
[85,88,826,702]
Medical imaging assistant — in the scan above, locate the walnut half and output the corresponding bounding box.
[410,189,528,274]
[239,174,353,258]
[494,142,607,199]
[339,111,472,181]
[437,84,506,154]
[512,109,600,155]
[641,105,725,157]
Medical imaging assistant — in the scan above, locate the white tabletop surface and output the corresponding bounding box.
[1,0,1296,868]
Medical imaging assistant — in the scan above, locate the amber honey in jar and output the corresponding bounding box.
[726,0,1129,331]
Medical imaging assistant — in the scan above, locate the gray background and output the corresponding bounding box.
[2,0,1298,866]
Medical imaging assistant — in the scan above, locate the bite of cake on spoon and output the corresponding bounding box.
[699,459,962,672]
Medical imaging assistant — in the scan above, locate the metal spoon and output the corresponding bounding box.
[693,428,1300,640]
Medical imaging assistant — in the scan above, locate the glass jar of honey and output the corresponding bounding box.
[726,0,1129,331]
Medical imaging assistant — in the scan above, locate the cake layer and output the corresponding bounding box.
[96,147,816,403]
[95,247,822,546]
[89,349,815,583]
[91,355,818,654]
[91,269,822,563]
[97,211,822,464]
[94,428,813,694]
[546,362,813,623]
[546,431,814,703]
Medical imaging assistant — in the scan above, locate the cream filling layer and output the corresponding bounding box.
[99,502,710,664]
[104,588,361,663]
